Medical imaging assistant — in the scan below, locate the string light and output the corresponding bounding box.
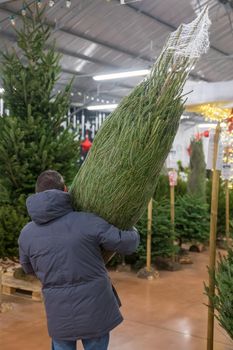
[187,104,230,122]
[0,0,74,28]
[36,0,42,9]
[10,15,16,26]
[21,6,27,16]
[66,0,71,8]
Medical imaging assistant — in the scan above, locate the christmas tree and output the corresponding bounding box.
[136,199,177,268]
[70,8,210,231]
[187,139,206,200]
[175,194,209,245]
[0,5,78,257]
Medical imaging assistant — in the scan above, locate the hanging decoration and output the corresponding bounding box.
[204,130,210,137]
[81,135,92,153]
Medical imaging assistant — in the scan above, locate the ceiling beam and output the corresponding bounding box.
[0,30,134,94]
[0,29,120,69]
[0,4,209,82]
[0,5,151,64]
[124,2,233,59]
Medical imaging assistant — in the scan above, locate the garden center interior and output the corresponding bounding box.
[1,1,233,350]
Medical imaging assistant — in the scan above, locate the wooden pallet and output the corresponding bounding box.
[1,272,42,301]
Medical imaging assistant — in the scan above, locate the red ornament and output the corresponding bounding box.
[81,135,92,152]
[203,130,209,137]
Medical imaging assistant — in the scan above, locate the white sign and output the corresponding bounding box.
[222,163,232,180]
[166,149,178,169]
[206,132,224,171]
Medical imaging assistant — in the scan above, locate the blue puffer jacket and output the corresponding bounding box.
[18,190,140,341]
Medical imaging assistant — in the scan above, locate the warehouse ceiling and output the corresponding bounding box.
[0,0,233,108]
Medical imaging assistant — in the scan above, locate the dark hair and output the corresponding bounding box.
[36,170,65,193]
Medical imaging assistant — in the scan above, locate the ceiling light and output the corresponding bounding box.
[0,88,4,94]
[198,123,217,129]
[87,104,118,111]
[10,15,16,26]
[21,6,27,16]
[93,69,150,81]
[36,0,42,9]
[66,0,71,8]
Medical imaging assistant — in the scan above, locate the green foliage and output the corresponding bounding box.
[205,249,233,340]
[187,139,206,200]
[0,5,79,257]
[175,194,209,244]
[135,199,177,267]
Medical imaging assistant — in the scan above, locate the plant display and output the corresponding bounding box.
[175,194,209,245]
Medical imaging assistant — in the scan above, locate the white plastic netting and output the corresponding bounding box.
[163,6,211,61]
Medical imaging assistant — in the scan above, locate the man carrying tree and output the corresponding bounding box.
[18,170,139,350]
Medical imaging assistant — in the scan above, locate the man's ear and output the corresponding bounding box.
[64,185,68,192]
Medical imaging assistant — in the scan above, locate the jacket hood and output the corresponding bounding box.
[26,190,73,224]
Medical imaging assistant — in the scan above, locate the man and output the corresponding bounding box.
[18,170,140,350]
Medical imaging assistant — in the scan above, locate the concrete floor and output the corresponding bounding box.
[0,251,233,350]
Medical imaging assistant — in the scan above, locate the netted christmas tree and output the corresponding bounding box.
[70,8,211,232]
[0,5,78,257]
[188,139,206,200]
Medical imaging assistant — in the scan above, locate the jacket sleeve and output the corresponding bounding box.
[18,242,35,275]
[97,220,140,255]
